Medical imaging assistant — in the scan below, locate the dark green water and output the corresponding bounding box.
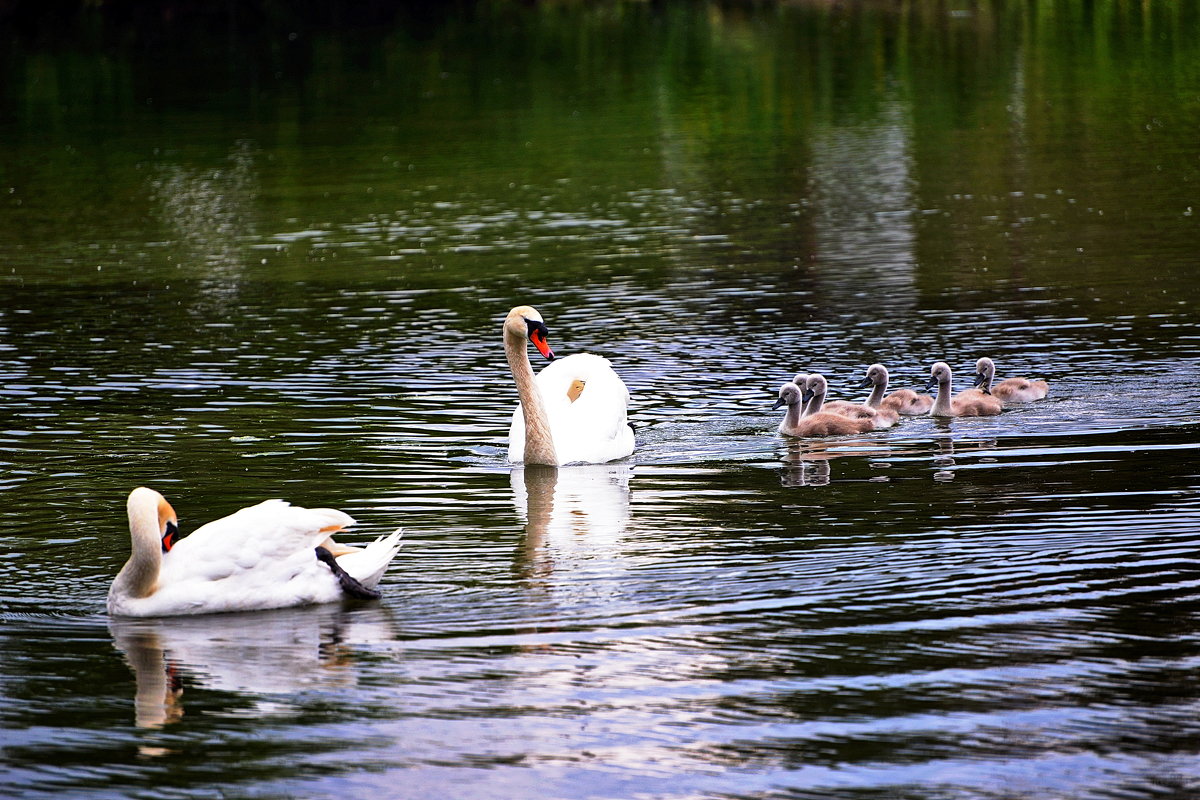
[3,2,1200,798]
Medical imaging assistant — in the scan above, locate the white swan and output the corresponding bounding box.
[925,362,1003,417]
[505,305,635,465]
[774,378,875,437]
[858,363,934,415]
[108,487,403,617]
[972,357,1049,404]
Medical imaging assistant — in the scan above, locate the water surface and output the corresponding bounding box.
[2,2,1200,798]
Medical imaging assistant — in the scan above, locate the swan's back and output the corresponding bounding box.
[163,501,346,573]
[992,377,1049,403]
[882,389,933,415]
[786,411,875,437]
[949,392,1003,417]
[509,353,634,464]
[823,399,873,418]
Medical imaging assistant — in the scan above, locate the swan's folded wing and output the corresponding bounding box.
[536,353,634,463]
[160,500,355,584]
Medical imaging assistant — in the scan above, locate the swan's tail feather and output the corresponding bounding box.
[316,546,382,600]
[339,529,404,590]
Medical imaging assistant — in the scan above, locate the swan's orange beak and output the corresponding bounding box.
[157,496,180,552]
[531,330,554,359]
[526,320,555,360]
[162,520,179,552]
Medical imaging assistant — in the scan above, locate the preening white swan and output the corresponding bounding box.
[108,487,403,617]
[926,362,1003,417]
[505,305,635,466]
[972,357,1049,404]
[774,377,875,437]
[859,363,934,415]
[805,373,897,429]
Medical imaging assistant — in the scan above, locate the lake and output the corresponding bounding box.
[2,1,1200,798]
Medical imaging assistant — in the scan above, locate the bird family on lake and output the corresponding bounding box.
[775,358,1048,437]
[107,303,1047,617]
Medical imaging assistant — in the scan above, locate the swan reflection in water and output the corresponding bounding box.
[108,603,396,732]
[511,464,633,585]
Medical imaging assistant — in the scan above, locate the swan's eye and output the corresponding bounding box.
[162,520,179,553]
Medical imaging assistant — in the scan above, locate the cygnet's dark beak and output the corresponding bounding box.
[972,372,986,387]
[801,388,815,404]
[771,398,787,411]
[856,377,872,389]
[924,376,939,391]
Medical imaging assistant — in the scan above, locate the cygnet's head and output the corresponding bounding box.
[773,382,804,411]
[792,372,808,387]
[972,357,996,389]
[504,305,554,360]
[859,363,888,389]
[804,373,829,401]
[926,361,952,390]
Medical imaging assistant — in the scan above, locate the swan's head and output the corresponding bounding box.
[859,363,888,389]
[127,487,180,553]
[773,382,804,410]
[792,372,808,387]
[972,357,995,391]
[926,361,952,391]
[505,305,554,360]
[804,373,829,400]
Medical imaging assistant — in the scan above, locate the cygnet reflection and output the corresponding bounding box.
[930,435,1000,481]
[781,439,897,487]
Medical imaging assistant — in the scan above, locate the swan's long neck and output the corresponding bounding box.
[866,377,886,408]
[113,499,162,600]
[808,385,826,415]
[506,331,559,466]
[931,375,954,416]
[783,398,803,430]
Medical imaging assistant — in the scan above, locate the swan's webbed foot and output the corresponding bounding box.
[314,546,382,601]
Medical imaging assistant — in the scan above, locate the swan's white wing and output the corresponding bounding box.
[142,501,354,615]
[537,353,634,464]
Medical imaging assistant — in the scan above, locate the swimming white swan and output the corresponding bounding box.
[926,362,1003,417]
[108,487,403,617]
[858,363,934,415]
[972,357,1049,404]
[505,305,635,465]
[806,373,897,429]
[774,378,875,437]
